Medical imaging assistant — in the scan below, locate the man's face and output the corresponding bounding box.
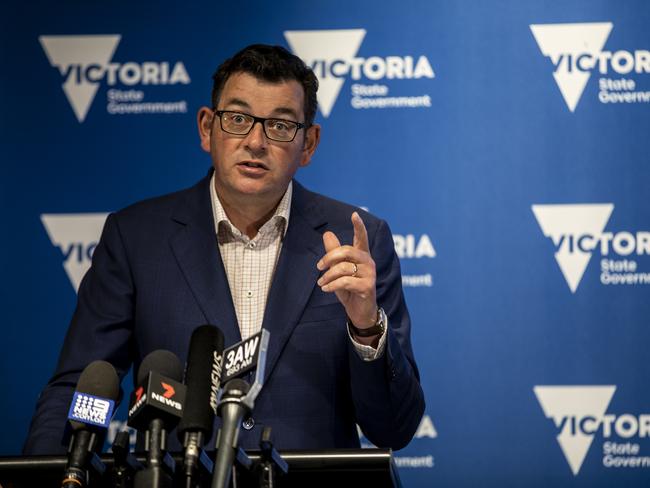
[198,72,320,206]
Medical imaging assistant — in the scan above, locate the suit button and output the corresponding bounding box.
[242,417,255,430]
[390,368,396,380]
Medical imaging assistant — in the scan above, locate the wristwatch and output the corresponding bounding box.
[347,307,387,337]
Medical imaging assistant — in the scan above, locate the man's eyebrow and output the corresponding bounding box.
[222,97,251,109]
[222,98,300,120]
[271,107,300,120]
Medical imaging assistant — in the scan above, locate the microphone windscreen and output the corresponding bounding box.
[177,325,225,438]
[222,378,250,398]
[137,349,183,385]
[70,360,120,431]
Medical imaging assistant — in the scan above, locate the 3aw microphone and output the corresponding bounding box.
[210,379,251,488]
[211,329,270,488]
[177,325,225,486]
[62,360,119,488]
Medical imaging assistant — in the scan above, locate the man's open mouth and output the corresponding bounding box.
[239,161,269,170]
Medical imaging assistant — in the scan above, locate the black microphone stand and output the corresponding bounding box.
[110,430,142,488]
[61,429,106,488]
[181,431,214,488]
[257,427,288,488]
[134,418,175,488]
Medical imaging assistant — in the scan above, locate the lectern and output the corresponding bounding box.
[0,449,402,487]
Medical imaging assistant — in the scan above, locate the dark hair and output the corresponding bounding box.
[211,44,319,127]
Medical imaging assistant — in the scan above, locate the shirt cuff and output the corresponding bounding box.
[348,318,388,361]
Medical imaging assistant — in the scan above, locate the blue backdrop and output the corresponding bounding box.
[2,1,650,486]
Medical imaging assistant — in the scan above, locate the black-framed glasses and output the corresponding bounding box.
[213,110,306,142]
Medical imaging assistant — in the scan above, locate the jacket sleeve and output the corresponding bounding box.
[23,213,134,454]
[347,218,425,450]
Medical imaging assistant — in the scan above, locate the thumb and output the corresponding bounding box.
[322,231,341,253]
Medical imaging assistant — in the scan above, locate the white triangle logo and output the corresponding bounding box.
[534,385,616,475]
[529,23,612,112]
[284,29,366,118]
[41,213,109,292]
[39,35,121,122]
[532,204,613,293]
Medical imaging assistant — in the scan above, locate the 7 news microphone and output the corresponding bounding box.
[61,360,120,488]
[128,349,186,488]
[176,325,225,488]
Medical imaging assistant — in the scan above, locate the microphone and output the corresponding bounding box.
[128,350,186,488]
[177,325,225,486]
[62,360,119,488]
[210,379,251,488]
[211,329,270,488]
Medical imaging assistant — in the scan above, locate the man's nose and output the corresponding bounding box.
[244,120,267,151]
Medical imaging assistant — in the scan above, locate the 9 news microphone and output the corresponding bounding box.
[62,360,119,488]
[128,350,186,488]
[177,325,225,487]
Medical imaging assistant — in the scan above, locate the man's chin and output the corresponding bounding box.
[215,174,290,203]
[235,181,273,195]
[229,181,285,202]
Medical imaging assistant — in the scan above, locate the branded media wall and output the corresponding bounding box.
[2,1,649,486]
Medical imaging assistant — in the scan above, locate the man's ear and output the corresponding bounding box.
[197,107,214,153]
[300,123,321,167]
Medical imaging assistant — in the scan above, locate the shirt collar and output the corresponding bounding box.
[209,172,292,240]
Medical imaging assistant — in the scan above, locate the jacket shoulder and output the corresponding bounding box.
[293,180,384,232]
[115,177,206,220]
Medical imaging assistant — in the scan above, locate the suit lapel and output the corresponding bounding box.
[261,181,326,380]
[169,174,242,347]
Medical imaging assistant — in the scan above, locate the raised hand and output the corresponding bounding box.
[317,212,378,331]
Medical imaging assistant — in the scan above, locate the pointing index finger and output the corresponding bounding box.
[352,211,369,252]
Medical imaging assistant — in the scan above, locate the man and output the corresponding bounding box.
[24,44,424,454]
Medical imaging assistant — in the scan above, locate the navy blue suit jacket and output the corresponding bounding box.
[24,173,424,454]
